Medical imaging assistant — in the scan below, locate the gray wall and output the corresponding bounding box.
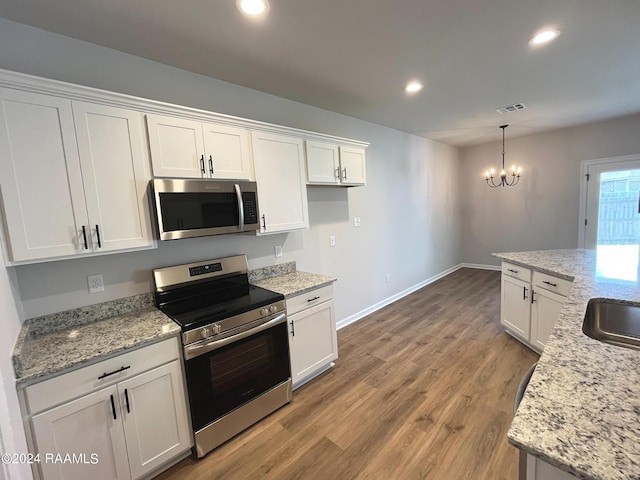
[460,113,640,266]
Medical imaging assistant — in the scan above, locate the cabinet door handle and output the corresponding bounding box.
[531,290,536,304]
[342,167,347,180]
[335,167,340,180]
[290,320,295,337]
[81,225,88,250]
[124,389,130,414]
[95,225,102,248]
[542,280,558,287]
[209,155,214,175]
[523,286,528,300]
[98,365,130,380]
[507,268,518,274]
[307,296,320,303]
[110,394,117,420]
[200,155,205,175]
[261,214,266,229]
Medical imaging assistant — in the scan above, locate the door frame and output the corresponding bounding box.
[577,154,640,248]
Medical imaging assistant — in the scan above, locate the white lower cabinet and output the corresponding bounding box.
[286,285,338,388]
[25,338,191,480]
[500,263,572,353]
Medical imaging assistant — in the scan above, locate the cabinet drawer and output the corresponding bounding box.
[286,285,334,316]
[532,271,573,297]
[25,337,180,414]
[501,262,532,283]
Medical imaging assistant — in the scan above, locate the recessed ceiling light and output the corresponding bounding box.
[404,81,424,93]
[236,0,269,16]
[529,29,561,46]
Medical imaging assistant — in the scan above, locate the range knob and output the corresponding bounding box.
[200,327,211,339]
[260,307,269,317]
[269,304,278,314]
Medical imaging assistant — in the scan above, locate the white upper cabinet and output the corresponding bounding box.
[0,89,154,263]
[306,141,366,186]
[339,146,366,185]
[0,88,88,261]
[146,114,252,180]
[306,141,341,184]
[73,102,153,253]
[251,131,309,234]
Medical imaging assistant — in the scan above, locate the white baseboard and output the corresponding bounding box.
[336,262,502,331]
[460,263,501,271]
[336,263,464,330]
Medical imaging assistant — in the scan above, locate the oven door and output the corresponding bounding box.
[152,178,259,240]
[184,313,291,432]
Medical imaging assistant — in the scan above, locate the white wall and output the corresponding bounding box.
[460,113,640,266]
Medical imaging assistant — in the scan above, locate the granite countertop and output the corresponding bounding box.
[13,262,335,386]
[249,261,336,298]
[495,249,640,480]
[12,294,180,386]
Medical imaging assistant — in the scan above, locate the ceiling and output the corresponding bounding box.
[1,0,639,146]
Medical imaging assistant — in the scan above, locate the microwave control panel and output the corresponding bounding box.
[243,198,258,224]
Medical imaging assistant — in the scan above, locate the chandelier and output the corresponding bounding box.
[485,125,521,188]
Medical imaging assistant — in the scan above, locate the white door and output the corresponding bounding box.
[0,88,88,261]
[251,131,309,233]
[31,385,131,480]
[500,275,531,342]
[305,141,340,184]
[288,301,338,386]
[530,288,564,352]
[338,146,366,185]
[201,123,252,180]
[146,114,205,178]
[119,361,191,480]
[73,102,154,252]
[583,157,640,281]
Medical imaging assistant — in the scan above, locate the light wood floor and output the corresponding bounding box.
[155,268,539,480]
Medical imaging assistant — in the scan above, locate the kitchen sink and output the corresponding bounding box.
[582,299,640,351]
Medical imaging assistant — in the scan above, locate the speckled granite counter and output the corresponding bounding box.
[494,249,640,480]
[250,261,336,298]
[12,294,180,386]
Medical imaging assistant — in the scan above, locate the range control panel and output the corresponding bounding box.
[189,262,222,277]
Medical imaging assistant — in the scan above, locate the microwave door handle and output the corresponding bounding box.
[234,183,245,232]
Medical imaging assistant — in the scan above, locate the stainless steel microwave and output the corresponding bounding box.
[151,179,259,240]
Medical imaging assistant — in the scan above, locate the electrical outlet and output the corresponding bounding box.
[275,245,283,258]
[386,274,391,283]
[330,236,336,247]
[87,274,104,294]
[354,217,361,227]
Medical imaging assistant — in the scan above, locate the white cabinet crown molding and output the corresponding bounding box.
[0,68,369,149]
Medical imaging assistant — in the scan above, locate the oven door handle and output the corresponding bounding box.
[235,183,245,232]
[184,312,287,360]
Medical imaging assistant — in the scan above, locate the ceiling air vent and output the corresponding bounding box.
[496,103,527,114]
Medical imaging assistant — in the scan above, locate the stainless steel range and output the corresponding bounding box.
[153,255,292,458]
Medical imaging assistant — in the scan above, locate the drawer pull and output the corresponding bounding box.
[542,280,558,287]
[98,365,130,380]
[507,269,518,274]
[307,296,320,303]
